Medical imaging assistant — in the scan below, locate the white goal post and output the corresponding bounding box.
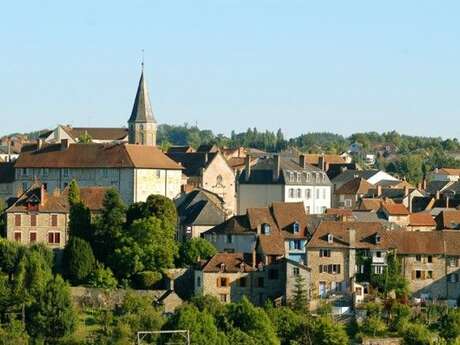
[137,330,190,345]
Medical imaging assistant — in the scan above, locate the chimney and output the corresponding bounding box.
[244,155,251,182]
[273,155,280,182]
[348,228,356,279]
[40,184,47,207]
[61,139,70,151]
[7,140,11,162]
[37,138,44,150]
[377,184,382,197]
[436,190,440,200]
[446,196,450,209]
[404,185,409,196]
[299,154,306,168]
[423,178,427,191]
[204,152,208,164]
[348,228,356,248]
[318,154,326,171]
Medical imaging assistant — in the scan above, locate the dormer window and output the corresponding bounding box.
[240,262,245,272]
[293,222,300,233]
[262,223,271,235]
[296,172,301,182]
[327,233,334,244]
[220,263,225,272]
[375,234,381,244]
[289,171,295,182]
[322,173,326,182]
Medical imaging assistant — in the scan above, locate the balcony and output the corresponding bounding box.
[372,256,385,264]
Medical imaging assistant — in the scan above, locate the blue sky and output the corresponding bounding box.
[1,1,460,139]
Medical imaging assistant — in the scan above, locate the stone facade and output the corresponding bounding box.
[6,211,67,249]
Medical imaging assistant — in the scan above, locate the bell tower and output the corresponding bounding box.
[128,66,157,146]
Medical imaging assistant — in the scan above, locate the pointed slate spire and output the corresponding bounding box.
[128,68,156,124]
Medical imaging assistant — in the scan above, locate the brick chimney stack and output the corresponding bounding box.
[273,155,281,182]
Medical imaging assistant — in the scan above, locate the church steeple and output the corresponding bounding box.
[128,66,157,146]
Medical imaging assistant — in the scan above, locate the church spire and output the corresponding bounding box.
[128,65,158,146]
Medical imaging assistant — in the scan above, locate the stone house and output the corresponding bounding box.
[167,150,236,215]
[306,221,392,302]
[175,188,227,241]
[194,252,310,306]
[238,154,332,215]
[5,183,107,249]
[39,125,129,144]
[13,141,182,205]
[407,212,436,231]
[392,231,460,301]
[333,177,373,209]
[435,209,460,230]
[203,202,310,264]
[377,202,410,226]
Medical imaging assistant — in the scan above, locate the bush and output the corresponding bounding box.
[88,263,118,289]
[134,271,162,289]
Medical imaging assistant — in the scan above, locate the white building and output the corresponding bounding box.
[237,155,332,214]
[13,68,183,204]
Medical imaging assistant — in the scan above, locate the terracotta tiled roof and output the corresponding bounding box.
[438,168,460,176]
[66,127,128,141]
[304,154,347,165]
[271,202,309,238]
[435,210,460,229]
[200,253,255,273]
[307,221,392,250]
[257,233,285,255]
[390,230,460,255]
[78,187,109,212]
[380,202,409,216]
[409,212,436,227]
[335,177,373,195]
[247,207,278,230]
[326,208,354,217]
[15,143,182,170]
[356,198,386,211]
[203,215,252,235]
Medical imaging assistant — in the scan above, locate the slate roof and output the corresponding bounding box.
[411,196,434,213]
[441,181,460,196]
[176,189,226,226]
[426,180,451,195]
[15,143,182,170]
[128,70,156,123]
[332,170,380,185]
[0,162,15,183]
[239,156,331,186]
[167,152,218,177]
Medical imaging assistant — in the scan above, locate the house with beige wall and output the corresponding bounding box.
[194,252,310,306]
[167,150,236,215]
[5,183,107,249]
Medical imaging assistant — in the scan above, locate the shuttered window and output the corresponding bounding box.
[15,214,21,226]
[14,232,21,242]
[30,215,37,227]
[30,232,37,243]
[51,215,58,227]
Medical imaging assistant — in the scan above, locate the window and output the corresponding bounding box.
[239,277,247,287]
[196,276,201,287]
[415,270,422,279]
[296,172,301,183]
[327,234,333,244]
[51,215,58,227]
[220,277,228,287]
[14,232,22,242]
[289,172,295,182]
[15,214,21,226]
[30,214,37,227]
[316,189,320,199]
[22,168,28,176]
[322,188,326,199]
[102,169,108,178]
[292,267,300,276]
[289,188,295,198]
[305,206,310,214]
[320,249,331,257]
[296,188,302,198]
[257,277,264,288]
[219,294,228,303]
[268,269,279,280]
[320,264,341,274]
[415,255,422,262]
[306,173,311,182]
[156,170,161,178]
[226,234,233,244]
[375,234,381,244]
[427,271,433,279]
[376,251,382,258]
[345,199,352,207]
[293,240,302,250]
[262,223,271,235]
[29,232,37,243]
[427,256,433,263]
[293,222,300,233]
[63,168,69,177]
[374,266,384,274]
[48,232,61,244]
[305,189,311,199]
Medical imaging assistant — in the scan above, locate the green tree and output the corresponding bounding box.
[126,194,177,227]
[400,322,439,345]
[0,320,29,345]
[265,305,304,345]
[178,238,217,266]
[68,202,92,242]
[93,189,126,263]
[439,309,460,342]
[291,274,309,312]
[77,131,93,144]
[360,315,388,337]
[164,304,222,345]
[63,237,95,284]
[308,316,349,345]
[27,275,76,343]
[88,263,118,289]
[225,297,279,345]
[67,179,80,206]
